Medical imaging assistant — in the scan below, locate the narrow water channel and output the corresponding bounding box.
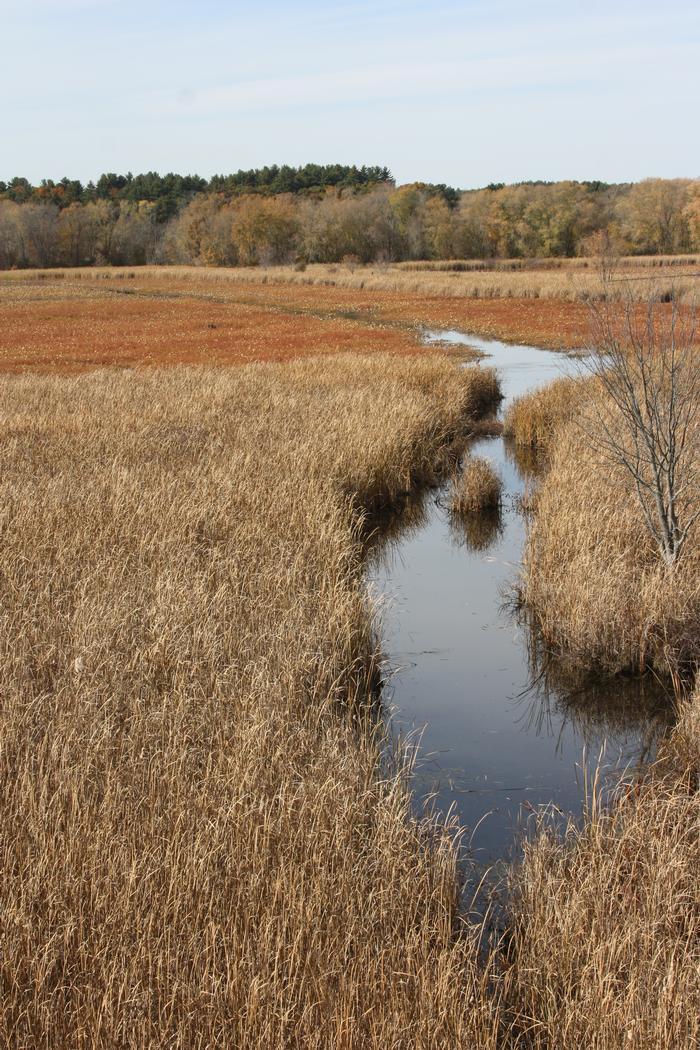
[369,331,670,864]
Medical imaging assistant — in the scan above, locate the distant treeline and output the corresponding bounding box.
[0,165,393,215]
[1,171,699,269]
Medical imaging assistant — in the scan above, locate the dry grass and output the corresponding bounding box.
[501,351,700,1044]
[503,376,591,451]
[451,456,503,516]
[521,397,700,675]
[396,254,700,275]
[505,687,700,1050]
[233,257,700,304]
[4,277,700,1046]
[0,354,510,1049]
[9,257,699,304]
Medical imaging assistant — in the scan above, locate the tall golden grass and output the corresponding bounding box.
[505,687,700,1049]
[521,395,700,675]
[396,255,700,273]
[451,456,502,515]
[503,375,590,451]
[4,346,700,1048]
[4,259,700,304]
[0,355,508,1049]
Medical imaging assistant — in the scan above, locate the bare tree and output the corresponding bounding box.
[583,288,700,569]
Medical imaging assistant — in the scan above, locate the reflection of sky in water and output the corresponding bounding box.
[368,332,670,864]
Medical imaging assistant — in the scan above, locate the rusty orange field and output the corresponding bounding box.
[0,269,596,373]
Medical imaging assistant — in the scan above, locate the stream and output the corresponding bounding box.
[369,331,671,865]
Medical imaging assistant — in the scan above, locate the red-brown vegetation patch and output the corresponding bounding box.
[4,268,679,374]
[148,274,594,350]
[0,280,430,372]
[138,274,593,349]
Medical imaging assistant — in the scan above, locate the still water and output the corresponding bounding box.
[369,331,669,863]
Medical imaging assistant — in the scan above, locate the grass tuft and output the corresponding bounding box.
[503,375,590,451]
[451,456,503,516]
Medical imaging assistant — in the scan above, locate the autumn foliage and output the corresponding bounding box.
[3,176,700,269]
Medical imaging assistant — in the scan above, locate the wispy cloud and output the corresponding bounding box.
[165,40,698,115]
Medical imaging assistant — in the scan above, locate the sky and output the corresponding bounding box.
[1,0,698,188]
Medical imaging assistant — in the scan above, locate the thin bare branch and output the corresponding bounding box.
[583,279,700,569]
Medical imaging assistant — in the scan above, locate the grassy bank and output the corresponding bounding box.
[500,321,700,681]
[503,375,590,452]
[506,367,700,1046]
[520,399,700,676]
[0,355,508,1049]
[504,690,700,1049]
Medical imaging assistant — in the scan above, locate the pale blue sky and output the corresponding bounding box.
[1,0,698,187]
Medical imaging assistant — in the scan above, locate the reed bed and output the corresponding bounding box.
[5,259,700,304]
[0,354,509,1049]
[451,456,503,516]
[505,686,700,1050]
[396,255,700,273]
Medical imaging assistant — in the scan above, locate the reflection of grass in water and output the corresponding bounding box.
[503,438,546,516]
[449,505,504,553]
[503,436,546,481]
[362,486,433,565]
[515,611,673,755]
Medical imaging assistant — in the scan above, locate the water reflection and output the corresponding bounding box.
[362,487,432,561]
[502,436,545,482]
[517,617,671,758]
[448,505,504,554]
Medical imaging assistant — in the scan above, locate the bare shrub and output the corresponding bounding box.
[584,294,700,568]
[521,406,700,674]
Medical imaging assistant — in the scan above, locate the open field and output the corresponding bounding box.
[0,272,434,372]
[3,258,699,372]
